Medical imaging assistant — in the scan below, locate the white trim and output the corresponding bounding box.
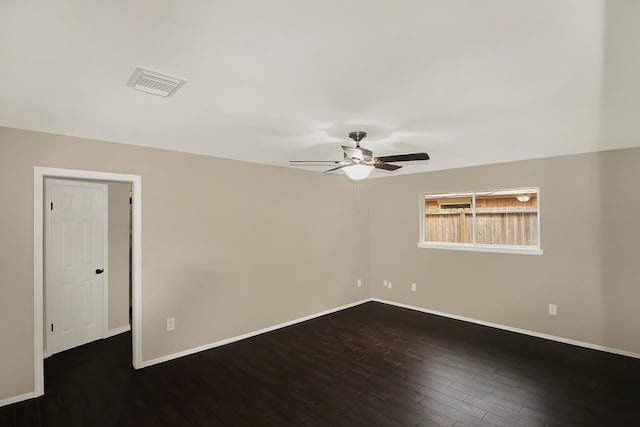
[471,192,476,243]
[417,193,425,243]
[20,271,640,402]
[371,298,640,360]
[536,186,542,249]
[0,392,35,408]
[131,175,142,369]
[139,299,370,368]
[107,324,131,338]
[417,242,543,255]
[34,167,143,400]
[33,172,44,396]
[103,185,109,339]
[139,296,640,369]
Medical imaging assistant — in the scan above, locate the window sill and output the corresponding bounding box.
[417,242,543,255]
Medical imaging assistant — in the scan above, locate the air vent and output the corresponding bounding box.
[126,66,187,97]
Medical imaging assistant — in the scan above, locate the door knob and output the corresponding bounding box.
[95,268,104,274]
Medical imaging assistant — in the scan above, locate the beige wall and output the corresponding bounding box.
[107,181,131,331]
[0,127,371,400]
[3,124,639,403]
[370,148,640,355]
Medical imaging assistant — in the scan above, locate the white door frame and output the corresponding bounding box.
[33,167,142,397]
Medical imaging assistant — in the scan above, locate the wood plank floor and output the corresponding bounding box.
[2,302,640,426]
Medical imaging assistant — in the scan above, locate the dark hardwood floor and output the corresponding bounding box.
[2,302,640,426]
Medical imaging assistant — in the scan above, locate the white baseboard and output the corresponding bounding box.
[371,298,640,360]
[0,392,35,408]
[107,324,131,338]
[6,297,638,409]
[141,296,640,369]
[139,298,371,368]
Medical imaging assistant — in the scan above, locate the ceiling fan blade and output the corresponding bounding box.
[342,145,373,161]
[375,163,402,171]
[323,164,349,174]
[289,160,345,165]
[375,153,430,162]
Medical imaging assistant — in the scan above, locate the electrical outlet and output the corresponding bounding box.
[167,318,175,331]
[388,282,392,289]
[357,279,362,288]
[548,304,557,316]
[411,283,417,291]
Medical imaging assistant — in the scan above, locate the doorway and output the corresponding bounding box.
[33,167,142,397]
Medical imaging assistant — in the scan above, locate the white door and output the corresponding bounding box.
[45,179,108,356]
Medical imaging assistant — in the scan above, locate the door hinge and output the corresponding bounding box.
[51,323,54,332]
[50,202,53,211]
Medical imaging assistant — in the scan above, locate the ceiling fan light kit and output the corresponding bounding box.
[343,164,374,180]
[289,131,430,180]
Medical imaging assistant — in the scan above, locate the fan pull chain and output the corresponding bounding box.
[357,180,361,211]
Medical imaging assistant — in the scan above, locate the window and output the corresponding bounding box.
[418,188,542,255]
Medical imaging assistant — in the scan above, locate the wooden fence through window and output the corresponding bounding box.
[425,195,538,246]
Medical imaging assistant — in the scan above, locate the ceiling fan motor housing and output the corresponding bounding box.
[348,131,367,145]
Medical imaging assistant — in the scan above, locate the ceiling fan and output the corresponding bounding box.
[289,131,430,180]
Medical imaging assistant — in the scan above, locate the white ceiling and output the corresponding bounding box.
[1,0,639,176]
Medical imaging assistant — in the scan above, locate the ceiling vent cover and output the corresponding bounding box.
[126,66,187,97]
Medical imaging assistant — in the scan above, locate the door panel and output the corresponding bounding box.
[46,179,107,356]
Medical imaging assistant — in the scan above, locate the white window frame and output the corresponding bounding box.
[417,187,543,255]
